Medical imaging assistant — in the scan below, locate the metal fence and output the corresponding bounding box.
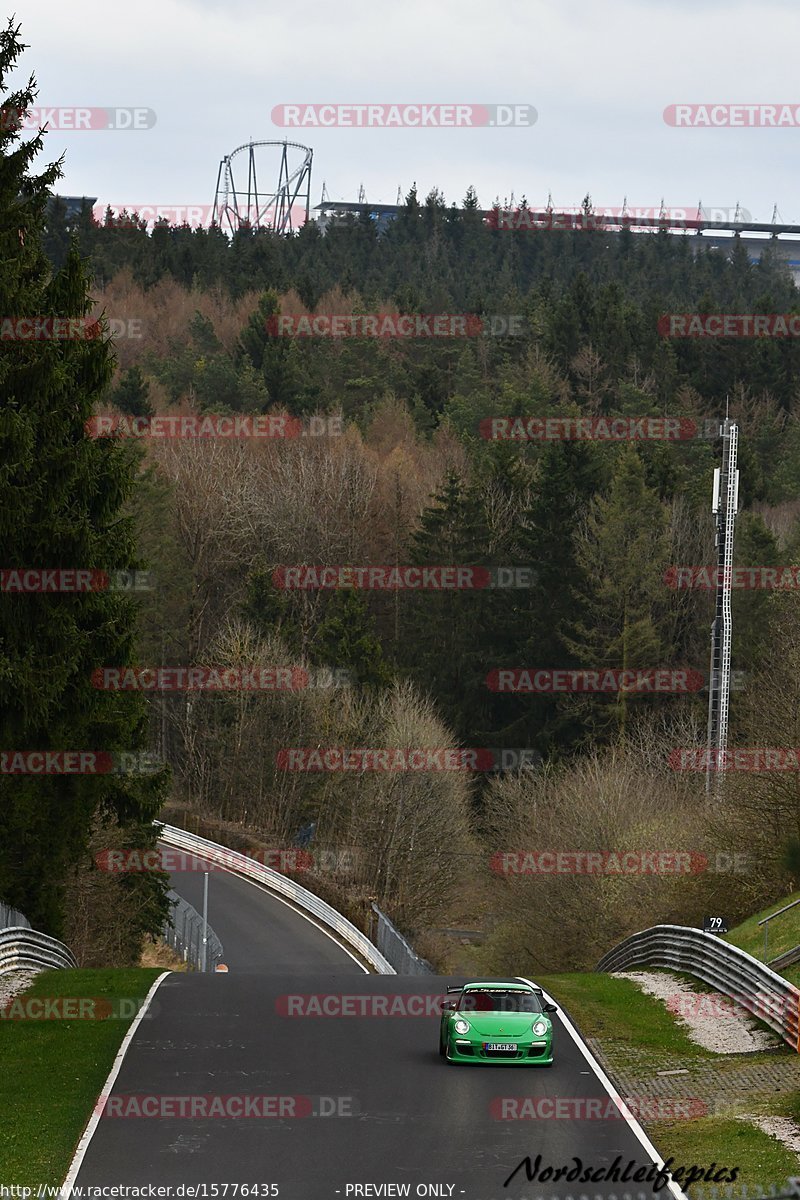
[0,901,31,931]
[597,923,800,1051]
[371,904,433,975]
[163,888,224,972]
[158,824,396,973]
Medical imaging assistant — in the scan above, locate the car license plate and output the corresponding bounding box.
[485,1042,517,1051]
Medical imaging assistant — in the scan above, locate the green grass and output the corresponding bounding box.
[647,1117,800,1192]
[540,971,800,1188]
[725,891,800,968]
[539,971,713,1061]
[0,967,163,1185]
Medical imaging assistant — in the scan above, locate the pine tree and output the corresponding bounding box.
[237,289,304,411]
[396,472,487,739]
[0,20,168,937]
[314,588,392,690]
[111,365,153,418]
[563,445,672,741]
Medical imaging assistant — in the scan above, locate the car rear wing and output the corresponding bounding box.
[445,984,544,994]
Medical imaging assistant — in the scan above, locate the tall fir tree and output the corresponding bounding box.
[0,20,168,937]
[563,445,672,742]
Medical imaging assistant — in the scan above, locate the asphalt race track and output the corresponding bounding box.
[72,862,672,1200]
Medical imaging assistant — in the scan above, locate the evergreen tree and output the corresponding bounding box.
[237,289,303,411]
[396,472,487,739]
[111,365,153,418]
[0,20,168,937]
[314,588,392,690]
[563,446,672,741]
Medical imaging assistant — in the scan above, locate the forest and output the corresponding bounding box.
[5,92,800,972]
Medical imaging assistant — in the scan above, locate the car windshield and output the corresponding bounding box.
[458,989,542,1014]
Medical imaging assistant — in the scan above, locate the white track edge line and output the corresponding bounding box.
[61,970,171,1194]
[517,976,687,1200]
[207,862,371,974]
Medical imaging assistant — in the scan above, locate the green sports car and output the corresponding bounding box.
[439,979,556,1064]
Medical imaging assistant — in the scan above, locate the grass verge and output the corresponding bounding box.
[0,967,163,1185]
[541,971,800,1190]
[725,892,800,987]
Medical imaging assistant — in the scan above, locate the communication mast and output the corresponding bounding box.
[706,416,740,793]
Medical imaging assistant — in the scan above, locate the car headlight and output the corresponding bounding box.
[454,1019,470,1034]
[532,1019,548,1036]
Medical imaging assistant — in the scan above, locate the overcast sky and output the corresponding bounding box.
[7,0,800,225]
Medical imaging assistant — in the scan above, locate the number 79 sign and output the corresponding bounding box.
[702,915,728,934]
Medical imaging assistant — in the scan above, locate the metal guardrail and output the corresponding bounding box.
[371,904,433,975]
[769,945,800,971]
[158,824,396,974]
[759,897,800,958]
[597,924,800,1050]
[0,901,31,931]
[0,927,77,976]
[163,888,224,972]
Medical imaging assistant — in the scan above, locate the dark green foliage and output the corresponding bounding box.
[0,20,169,940]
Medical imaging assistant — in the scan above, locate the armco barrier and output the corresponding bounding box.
[0,901,30,931]
[158,824,396,974]
[597,923,800,1050]
[0,927,77,976]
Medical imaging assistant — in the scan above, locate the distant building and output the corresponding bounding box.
[48,195,97,221]
[313,200,800,284]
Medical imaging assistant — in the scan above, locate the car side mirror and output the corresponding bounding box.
[443,1000,458,1010]
[543,1002,557,1013]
